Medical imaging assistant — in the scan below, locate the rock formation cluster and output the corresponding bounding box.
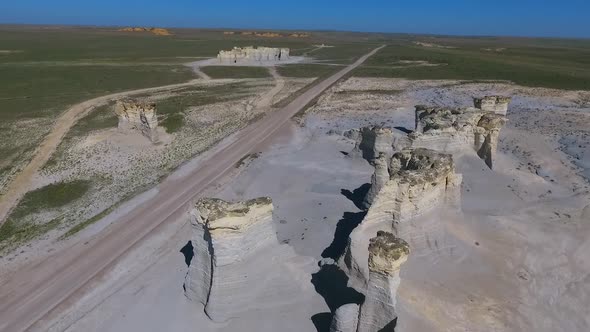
[217,46,290,63]
[473,95,511,115]
[118,27,172,35]
[114,99,159,142]
[410,105,507,169]
[184,197,277,322]
[223,31,310,38]
[326,96,510,330]
[346,96,510,170]
[341,148,461,291]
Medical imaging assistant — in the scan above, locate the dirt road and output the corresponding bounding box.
[0,46,383,332]
[0,80,204,223]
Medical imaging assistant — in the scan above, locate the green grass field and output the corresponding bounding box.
[0,179,91,251]
[355,40,590,90]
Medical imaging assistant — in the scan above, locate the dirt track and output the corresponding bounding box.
[0,46,382,332]
[0,80,204,223]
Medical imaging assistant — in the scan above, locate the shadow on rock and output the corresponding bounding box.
[321,211,367,260]
[341,183,371,210]
[394,126,413,134]
[311,312,332,332]
[312,264,365,312]
[180,240,194,267]
[378,318,397,332]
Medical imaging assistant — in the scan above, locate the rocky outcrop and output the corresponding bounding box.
[118,27,172,36]
[357,231,409,332]
[330,304,360,332]
[351,127,395,163]
[410,105,507,169]
[361,153,389,209]
[474,96,511,115]
[217,46,290,63]
[341,148,461,291]
[114,100,159,142]
[184,197,276,322]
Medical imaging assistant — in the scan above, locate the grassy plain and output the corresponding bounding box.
[355,39,590,90]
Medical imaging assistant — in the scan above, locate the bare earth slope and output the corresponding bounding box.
[0,46,383,332]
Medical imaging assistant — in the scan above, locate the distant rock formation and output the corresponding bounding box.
[114,100,158,142]
[330,303,360,332]
[184,197,277,322]
[410,105,507,169]
[217,46,290,63]
[473,96,511,115]
[341,148,461,291]
[356,231,409,332]
[118,27,172,36]
[223,31,310,38]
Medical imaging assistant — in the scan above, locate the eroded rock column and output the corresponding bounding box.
[184,197,276,322]
[357,231,409,332]
[330,303,360,332]
[114,99,159,142]
[474,96,512,115]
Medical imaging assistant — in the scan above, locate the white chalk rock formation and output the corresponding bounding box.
[410,105,507,169]
[473,95,511,115]
[341,148,461,291]
[351,127,395,163]
[184,197,277,322]
[114,100,158,142]
[217,46,290,63]
[357,231,409,332]
[330,303,360,332]
[362,152,390,209]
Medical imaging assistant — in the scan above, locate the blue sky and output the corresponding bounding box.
[1,0,589,38]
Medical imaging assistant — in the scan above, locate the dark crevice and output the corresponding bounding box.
[321,211,366,260]
[394,126,413,134]
[180,240,194,267]
[311,312,332,332]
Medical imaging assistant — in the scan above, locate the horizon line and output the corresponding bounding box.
[1,22,589,41]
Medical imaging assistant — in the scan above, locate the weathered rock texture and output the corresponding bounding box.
[330,303,360,332]
[356,231,409,332]
[410,105,507,169]
[342,148,461,291]
[114,100,159,142]
[184,197,276,322]
[351,127,395,163]
[361,152,389,209]
[217,46,290,63]
[473,95,511,115]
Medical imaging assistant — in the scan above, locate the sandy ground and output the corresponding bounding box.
[39,76,590,332]
[0,48,383,332]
